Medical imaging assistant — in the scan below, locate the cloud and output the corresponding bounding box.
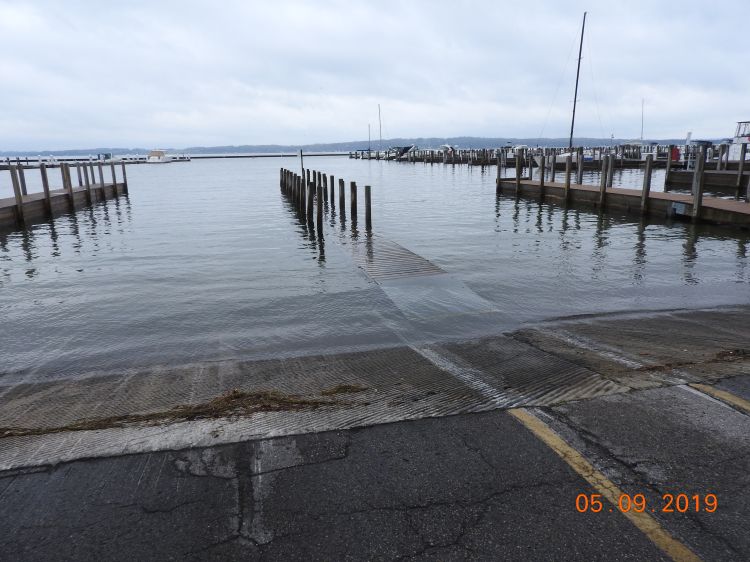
[1,0,747,149]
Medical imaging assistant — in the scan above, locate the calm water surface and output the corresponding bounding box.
[1,157,749,380]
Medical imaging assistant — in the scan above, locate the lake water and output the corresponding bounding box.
[1,156,749,381]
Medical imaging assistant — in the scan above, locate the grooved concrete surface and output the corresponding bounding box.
[1,306,750,560]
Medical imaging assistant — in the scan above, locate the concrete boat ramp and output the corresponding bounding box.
[1,304,750,560]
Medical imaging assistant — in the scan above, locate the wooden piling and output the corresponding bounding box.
[538,154,545,197]
[691,147,706,221]
[76,163,83,186]
[329,175,335,207]
[322,174,328,203]
[83,162,92,203]
[528,155,533,181]
[564,155,572,203]
[63,164,75,208]
[640,154,653,214]
[18,166,28,196]
[306,181,314,224]
[121,162,128,194]
[97,162,104,187]
[365,185,372,231]
[598,155,608,208]
[606,154,614,187]
[9,166,25,225]
[110,162,117,193]
[496,154,502,193]
[40,163,52,214]
[736,143,747,200]
[576,148,584,184]
[350,181,357,219]
[339,179,345,217]
[316,182,323,234]
[550,154,557,183]
[515,152,521,195]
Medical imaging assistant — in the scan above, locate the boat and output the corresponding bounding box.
[145,149,173,164]
[728,121,750,160]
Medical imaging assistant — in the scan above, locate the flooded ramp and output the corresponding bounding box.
[351,236,444,281]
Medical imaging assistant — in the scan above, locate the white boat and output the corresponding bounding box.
[145,149,173,164]
[728,121,750,160]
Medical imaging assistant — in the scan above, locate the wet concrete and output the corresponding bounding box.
[0,410,670,561]
[1,306,750,559]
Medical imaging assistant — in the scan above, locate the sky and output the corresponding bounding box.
[1,0,748,150]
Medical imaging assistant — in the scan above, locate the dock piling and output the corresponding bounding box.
[9,166,25,225]
[640,154,653,214]
[539,155,545,197]
[691,147,706,221]
[365,185,372,231]
[339,179,345,216]
[564,155,572,202]
[40,164,52,214]
[18,166,28,196]
[306,181,314,224]
[350,181,358,220]
[515,152,521,195]
[598,156,608,208]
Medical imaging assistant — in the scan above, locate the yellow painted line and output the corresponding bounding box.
[509,408,701,562]
[690,383,750,415]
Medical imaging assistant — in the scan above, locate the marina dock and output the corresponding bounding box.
[0,162,128,230]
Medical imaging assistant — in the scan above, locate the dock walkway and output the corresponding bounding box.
[0,162,128,231]
[497,176,750,227]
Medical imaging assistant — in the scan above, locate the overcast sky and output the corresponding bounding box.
[1,0,748,150]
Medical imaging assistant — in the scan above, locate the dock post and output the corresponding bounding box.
[9,166,25,225]
[120,162,129,194]
[664,145,674,191]
[515,151,521,195]
[316,182,323,234]
[735,143,747,200]
[83,161,92,204]
[640,154,653,214]
[76,163,83,186]
[110,162,117,194]
[63,164,75,208]
[538,154,545,197]
[40,163,52,215]
[550,153,557,183]
[564,155,572,203]
[97,162,104,187]
[339,179,345,217]
[330,175,335,207]
[496,154,502,193]
[350,181,358,219]
[18,166,28,196]
[365,185,372,231]
[691,147,706,221]
[598,156,608,208]
[322,174,328,203]
[606,154,614,187]
[306,181,314,224]
[528,154,533,181]
[576,148,584,184]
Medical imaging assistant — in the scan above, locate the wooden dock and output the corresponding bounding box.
[496,151,750,228]
[1,162,128,231]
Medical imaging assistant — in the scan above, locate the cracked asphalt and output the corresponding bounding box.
[1,376,749,561]
[1,307,750,560]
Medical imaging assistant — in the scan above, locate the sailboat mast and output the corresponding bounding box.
[568,11,587,150]
[378,104,382,152]
[640,98,644,141]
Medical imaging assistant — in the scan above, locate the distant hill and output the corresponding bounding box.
[0,136,698,157]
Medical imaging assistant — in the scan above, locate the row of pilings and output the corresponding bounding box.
[279,167,372,234]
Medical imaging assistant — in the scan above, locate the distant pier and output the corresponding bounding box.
[1,162,128,231]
